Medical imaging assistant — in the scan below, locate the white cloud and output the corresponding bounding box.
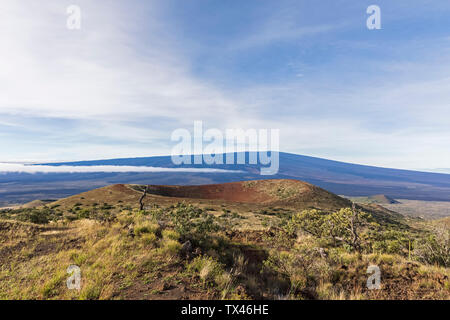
[0,1,240,122]
[1,0,450,171]
[0,163,242,174]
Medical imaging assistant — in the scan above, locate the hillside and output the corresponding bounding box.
[344,195,400,205]
[2,152,450,206]
[369,195,400,204]
[137,179,350,209]
[41,180,352,229]
[20,199,56,209]
[0,179,448,300]
[10,179,412,233]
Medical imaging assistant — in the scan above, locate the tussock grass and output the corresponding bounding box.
[0,202,448,300]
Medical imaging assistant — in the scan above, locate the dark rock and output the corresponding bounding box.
[157,220,168,229]
[193,247,202,256]
[127,224,135,237]
[181,240,192,255]
[162,282,171,291]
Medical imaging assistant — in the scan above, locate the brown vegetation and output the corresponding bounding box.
[0,179,448,300]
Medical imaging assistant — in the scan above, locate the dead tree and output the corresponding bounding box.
[350,203,362,253]
[139,185,149,211]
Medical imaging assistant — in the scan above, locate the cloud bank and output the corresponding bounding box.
[0,163,243,174]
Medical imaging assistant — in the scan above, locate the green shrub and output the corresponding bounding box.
[71,251,89,265]
[414,227,449,267]
[371,230,412,255]
[263,239,329,296]
[187,256,224,285]
[161,239,182,255]
[141,233,157,246]
[162,229,180,241]
[80,283,102,300]
[2,207,63,224]
[134,221,159,236]
[41,272,65,298]
[77,208,91,219]
[292,207,373,252]
[169,203,220,246]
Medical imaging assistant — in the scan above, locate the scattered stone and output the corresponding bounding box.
[158,281,171,291]
[267,227,276,237]
[127,224,135,237]
[235,285,247,297]
[157,220,168,229]
[193,247,202,256]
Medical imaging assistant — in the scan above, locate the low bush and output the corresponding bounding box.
[188,256,225,286]
[162,229,180,241]
[414,227,449,267]
[169,203,220,246]
[161,239,182,256]
[134,221,159,236]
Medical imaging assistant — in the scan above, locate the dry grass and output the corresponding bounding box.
[0,213,202,299]
[1,182,449,300]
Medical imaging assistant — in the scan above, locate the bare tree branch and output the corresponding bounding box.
[139,185,149,211]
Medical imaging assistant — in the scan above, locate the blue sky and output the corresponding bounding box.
[1,0,450,171]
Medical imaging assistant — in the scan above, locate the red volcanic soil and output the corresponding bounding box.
[146,182,269,203]
[144,179,350,208]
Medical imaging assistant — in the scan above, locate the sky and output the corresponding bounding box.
[1,0,450,171]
